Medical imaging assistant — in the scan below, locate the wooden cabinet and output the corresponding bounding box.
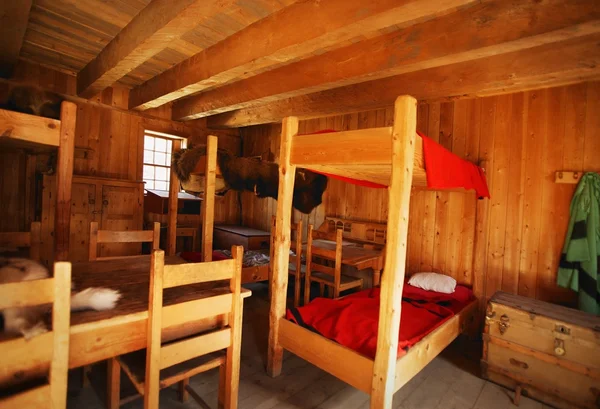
[41,175,144,264]
[482,291,600,409]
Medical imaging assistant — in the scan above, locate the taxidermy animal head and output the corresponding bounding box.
[172,145,328,214]
[1,85,64,119]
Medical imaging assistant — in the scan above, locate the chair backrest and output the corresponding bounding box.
[0,222,42,261]
[89,221,160,260]
[306,224,343,286]
[144,246,244,407]
[0,262,71,408]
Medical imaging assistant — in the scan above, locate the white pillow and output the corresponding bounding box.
[408,272,456,294]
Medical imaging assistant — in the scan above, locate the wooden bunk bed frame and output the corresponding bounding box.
[0,102,76,261]
[267,96,480,409]
[168,135,271,284]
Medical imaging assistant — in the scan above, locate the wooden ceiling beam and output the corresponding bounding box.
[173,0,600,121]
[128,0,479,110]
[0,1,33,78]
[207,34,600,128]
[76,0,231,98]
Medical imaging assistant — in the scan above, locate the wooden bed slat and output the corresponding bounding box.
[0,332,53,386]
[393,299,477,391]
[0,278,54,309]
[0,231,31,247]
[159,328,231,370]
[162,293,232,328]
[278,318,374,393]
[97,230,156,243]
[0,109,60,147]
[0,384,51,408]
[163,259,235,288]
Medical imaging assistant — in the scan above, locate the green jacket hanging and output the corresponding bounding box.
[557,172,600,315]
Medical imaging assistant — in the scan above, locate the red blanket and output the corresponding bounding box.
[286,285,473,359]
[302,130,490,198]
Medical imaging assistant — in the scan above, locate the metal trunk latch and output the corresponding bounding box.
[499,314,510,335]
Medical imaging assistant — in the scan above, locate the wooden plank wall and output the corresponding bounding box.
[0,61,241,236]
[240,81,600,306]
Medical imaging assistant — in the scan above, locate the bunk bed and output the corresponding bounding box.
[0,102,76,261]
[267,96,488,409]
[168,135,271,284]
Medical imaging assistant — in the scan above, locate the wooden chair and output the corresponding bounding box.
[0,222,41,260]
[89,221,160,260]
[0,262,71,408]
[110,247,244,409]
[304,224,363,304]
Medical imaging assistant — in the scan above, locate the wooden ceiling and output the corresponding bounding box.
[2,0,600,127]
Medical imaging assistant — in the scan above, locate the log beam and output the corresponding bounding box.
[208,34,600,128]
[0,1,33,78]
[76,0,229,98]
[129,0,478,110]
[174,0,600,121]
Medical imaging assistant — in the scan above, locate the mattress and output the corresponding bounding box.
[286,284,473,359]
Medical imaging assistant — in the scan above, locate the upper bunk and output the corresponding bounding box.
[0,107,64,152]
[290,126,490,198]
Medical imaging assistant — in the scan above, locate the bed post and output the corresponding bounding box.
[267,116,298,377]
[167,139,182,256]
[55,101,76,261]
[201,135,218,262]
[370,96,416,409]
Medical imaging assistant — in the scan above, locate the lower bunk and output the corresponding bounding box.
[278,284,478,394]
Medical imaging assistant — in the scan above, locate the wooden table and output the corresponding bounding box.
[68,255,251,369]
[302,240,384,285]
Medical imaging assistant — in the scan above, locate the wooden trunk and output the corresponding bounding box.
[482,291,600,409]
[213,225,271,251]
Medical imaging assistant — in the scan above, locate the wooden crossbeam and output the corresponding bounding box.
[173,0,600,120]
[129,0,478,110]
[76,0,230,98]
[0,1,32,78]
[208,33,600,128]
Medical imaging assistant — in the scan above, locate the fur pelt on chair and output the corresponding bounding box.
[172,145,328,214]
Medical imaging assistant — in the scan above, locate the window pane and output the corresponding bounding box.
[181,139,187,149]
[155,181,167,191]
[143,165,155,180]
[166,141,172,154]
[143,150,154,164]
[144,135,154,150]
[145,180,155,190]
[155,138,167,152]
[156,166,168,181]
[155,152,167,166]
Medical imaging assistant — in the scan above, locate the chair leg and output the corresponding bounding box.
[319,282,325,297]
[107,358,121,409]
[218,364,226,409]
[294,273,301,307]
[178,378,189,403]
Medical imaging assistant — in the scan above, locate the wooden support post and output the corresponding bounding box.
[370,96,416,409]
[50,261,71,409]
[224,245,243,409]
[472,160,489,331]
[55,101,76,261]
[202,135,218,262]
[167,139,182,256]
[267,116,298,377]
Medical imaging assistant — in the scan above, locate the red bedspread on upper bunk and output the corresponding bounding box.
[304,130,490,198]
[286,284,473,359]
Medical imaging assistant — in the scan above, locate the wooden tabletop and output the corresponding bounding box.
[302,240,384,271]
[68,255,250,368]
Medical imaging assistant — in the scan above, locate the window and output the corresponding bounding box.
[142,131,186,191]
